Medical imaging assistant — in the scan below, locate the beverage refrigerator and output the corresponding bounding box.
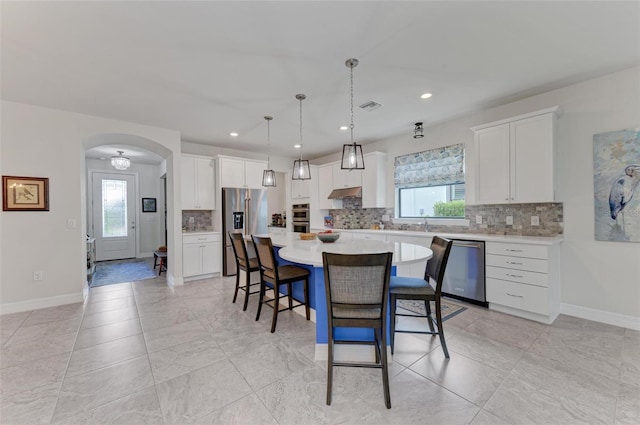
[222,187,268,276]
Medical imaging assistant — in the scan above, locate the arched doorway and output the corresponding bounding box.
[82,134,175,287]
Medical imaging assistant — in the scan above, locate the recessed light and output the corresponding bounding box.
[340,126,348,131]
[294,144,302,149]
[230,132,239,137]
[420,93,432,99]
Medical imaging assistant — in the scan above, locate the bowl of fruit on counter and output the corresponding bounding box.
[317,230,340,243]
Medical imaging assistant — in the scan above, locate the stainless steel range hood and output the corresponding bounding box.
[328,186,362,199]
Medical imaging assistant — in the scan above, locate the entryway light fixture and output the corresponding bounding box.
[413,122,424,139]
[292,94,311,180]
[111,150,131,170]
[262,116,277,187]
[341,58,365,171]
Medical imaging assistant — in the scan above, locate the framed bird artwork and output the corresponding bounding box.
[593,129,640,242]
[2,176,49,211]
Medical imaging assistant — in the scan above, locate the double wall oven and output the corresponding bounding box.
[292,203,310,233]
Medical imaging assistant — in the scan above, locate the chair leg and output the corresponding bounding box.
[425,300,435,333]
[303,278,310,320]
[326,326,334,405]
[287,282,293,311]
[381,326,391,409]
[153,253,158,269]
[373,328,380,364]
[242,268,251,311]
[270,284,280,333]
[435,298,449,358]
[390,294,397,355]
[255,279,265,322]
[232,267,240,304]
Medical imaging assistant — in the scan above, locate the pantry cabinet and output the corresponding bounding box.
[181,155,215,210]
[472,107,558,204]
[218,156,267,189]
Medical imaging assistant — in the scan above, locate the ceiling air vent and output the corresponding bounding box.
[359,101,383,112]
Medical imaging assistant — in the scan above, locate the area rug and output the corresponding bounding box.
[90,259,157,287]
[397,299,467,322]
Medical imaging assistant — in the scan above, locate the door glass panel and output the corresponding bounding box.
[102,179,128,237]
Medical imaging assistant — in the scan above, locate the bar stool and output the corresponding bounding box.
[228,232,261,311]
[251,235,310,333]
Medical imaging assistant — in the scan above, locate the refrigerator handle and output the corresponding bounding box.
[244,196,250,236]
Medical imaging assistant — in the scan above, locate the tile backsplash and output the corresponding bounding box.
[328,198,563,237]
[182,210,213,232]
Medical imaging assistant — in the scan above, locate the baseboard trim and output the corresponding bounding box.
[560,302,640,331]
[0,292,85,315]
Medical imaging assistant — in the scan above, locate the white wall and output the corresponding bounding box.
[315,66,640,323]
[85,159,162,256]
[0,101,182,313]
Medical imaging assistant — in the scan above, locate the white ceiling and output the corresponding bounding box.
[2,1,639,164]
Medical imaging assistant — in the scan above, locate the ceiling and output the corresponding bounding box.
[2,1,639,164]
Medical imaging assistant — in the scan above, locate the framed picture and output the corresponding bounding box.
[142,197,157,213]
[2,176,49,211]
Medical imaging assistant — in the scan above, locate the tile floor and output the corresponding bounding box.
[0,274,638,425]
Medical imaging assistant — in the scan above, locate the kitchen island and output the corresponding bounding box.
[259,232,432,361]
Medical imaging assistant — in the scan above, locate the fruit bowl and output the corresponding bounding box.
[299,233,317,240]
[317,232,340,243]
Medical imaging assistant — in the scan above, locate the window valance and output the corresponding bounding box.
[394,144,465,188]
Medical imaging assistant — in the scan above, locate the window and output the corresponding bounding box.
[398,183,465,218]
[102,179,128,237]
[395,144,465,219]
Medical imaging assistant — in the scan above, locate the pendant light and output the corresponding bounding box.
[262,116,277,187]
[413,122,424,139]
[341,58,365,170]
[292,94,311,180]
[111,150,131,170]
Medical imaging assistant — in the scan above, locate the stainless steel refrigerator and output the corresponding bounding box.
[222,188,268,276]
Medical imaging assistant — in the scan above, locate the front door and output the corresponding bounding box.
[92,172,136,261]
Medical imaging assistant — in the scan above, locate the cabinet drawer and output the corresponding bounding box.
[486,242,548,260]
[486,278,549,315]
[183,233,221,244]
[486,265,549,287]
[486,253,548,273]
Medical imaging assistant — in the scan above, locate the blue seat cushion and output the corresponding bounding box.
[390,276,435,296]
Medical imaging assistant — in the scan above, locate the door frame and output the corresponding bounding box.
[88,168,140,260]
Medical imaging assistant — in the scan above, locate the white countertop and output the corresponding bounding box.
[310,228,563,246]
[182,230,220,236]
[263,232,432,267]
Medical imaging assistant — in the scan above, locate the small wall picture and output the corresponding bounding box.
[2,176,49,211]
[593,129,640,242]
[142,197,157,213]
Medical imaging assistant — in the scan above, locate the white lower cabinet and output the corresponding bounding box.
[485,241,559,324]
[183,233,222,280]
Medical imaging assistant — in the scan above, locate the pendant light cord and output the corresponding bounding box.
[299,96,303,160]
[266,117,271,167]
[350,61,355,145]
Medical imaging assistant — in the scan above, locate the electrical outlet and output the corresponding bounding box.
[33,271,43,281]
[475,215,483,224]
[381,214,389,222]
[506,216,514,225]
[531,215,540,226]
[66,219,77,229]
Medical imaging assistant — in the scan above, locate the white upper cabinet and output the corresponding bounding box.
[332,163,362,189]
[291,178,311,199]
[181,155,215,210]
[317,164,335,209]
[361,152,387,208]
[218,156,267,189]
[473,107,558,204]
